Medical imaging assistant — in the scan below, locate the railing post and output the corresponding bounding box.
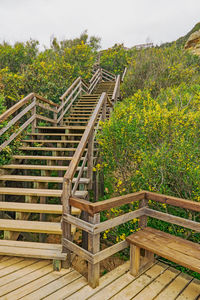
[60,99,64,126]
[138,198,148,229]
[87,128,94,190]
[88,213,100,288]
[53,109,57,126]
[62,178,72,267]
[102,98,107,122]
[31,97,37,133]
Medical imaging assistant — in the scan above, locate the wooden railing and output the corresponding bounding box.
[0,93,59,151]
[62,190,200,287]
[112,74,121,103]
[57,77,89,124]
[121,67,127,82]
[61,92,114,259]
[0,66,117,148]
[88,68,102,94]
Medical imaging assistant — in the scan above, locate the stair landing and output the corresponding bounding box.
[0,258,199,299]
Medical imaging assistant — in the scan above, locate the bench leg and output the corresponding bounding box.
[130,244,140,276]
[53,260,61,271]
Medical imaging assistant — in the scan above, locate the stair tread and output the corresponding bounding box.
[19,147,96,151]
[0,239,66,260]
[0,218,62,234]
[13,155,82,160]
[0,201,80,215]
[0,187,88,198]
[22,140,80,143]
[2,164,87,171]
[27,133,82,136]
[0,174,90,184]
[19,147,79,151]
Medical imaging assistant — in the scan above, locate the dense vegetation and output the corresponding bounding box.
[0,29,199,277]
[98,41,200,278]
[0,31,100,164]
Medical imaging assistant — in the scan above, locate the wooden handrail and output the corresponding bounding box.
[60,77,81,101]
[112,75,120,102]
[69,191,145,215]
[35,94,59,108]
[64,92,107,181]
[145,191,200,212]
[0,93,34,123]
[121,67,127,82]
[69,190,200,216]
[101,68,115,78]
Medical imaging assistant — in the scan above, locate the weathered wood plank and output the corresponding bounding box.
[145,208,200,232]
[145,191,200,212]
[69,191,145,215]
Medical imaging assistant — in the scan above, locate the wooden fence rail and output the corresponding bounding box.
[63,190,200,288]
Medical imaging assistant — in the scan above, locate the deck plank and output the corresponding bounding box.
[110,262,168,300]
[176,279,200,300]
[0,258,199,300]
[3,266,71,299]
[132,267,180,300]
[21,270,82,300]
[66,261,130,300]
[154,273,193,300]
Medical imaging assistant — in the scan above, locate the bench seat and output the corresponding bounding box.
[126,227,200,276]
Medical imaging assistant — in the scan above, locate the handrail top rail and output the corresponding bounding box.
[60,76,82,101]
[121,67,127,82]
[112,74,120,101]
[101,68,115,78]
[64,92,107,181]
[0,93,34,123]
[89,68,101,83]
[69,190,200,216]
[0,92,59,123]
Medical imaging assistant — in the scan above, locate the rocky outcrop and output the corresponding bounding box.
[184,30,200,56]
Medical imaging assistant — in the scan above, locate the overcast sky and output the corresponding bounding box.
[0,0,199,49]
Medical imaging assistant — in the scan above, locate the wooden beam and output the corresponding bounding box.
[145,208,200,232]
[0,93,34,123]
[69,191,145,215]
[145,191,200,212]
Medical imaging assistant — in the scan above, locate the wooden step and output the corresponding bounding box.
[22,140,80,143]
[0,187,88,198]
[0,174,90,184]
[13,155,83,161]
[26,133,82,136]
[36,126,70,130]
[19,147,78,151]
[2,164,87,171]
[0,201,80,215]
[19,147,97,152]
[0,219,62,234]
[0,240,66,260]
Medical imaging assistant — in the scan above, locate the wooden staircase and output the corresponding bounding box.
[0,69,119,268]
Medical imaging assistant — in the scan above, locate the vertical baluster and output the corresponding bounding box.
[87,128,94,190]
[88,213,100,288]
[62,178,72,267]
[31,97,37,133]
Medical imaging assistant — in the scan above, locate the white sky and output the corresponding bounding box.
[0,0,199,49]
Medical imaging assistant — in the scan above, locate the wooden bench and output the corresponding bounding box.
[126,227,200,276]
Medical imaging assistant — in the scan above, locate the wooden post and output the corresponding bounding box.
[87,129,94,190]
[88,213,100,288]
[138,198,148,229]
[31,97,37,133]
[102,99,106,122]
[62,178,72,267]
[130,244,140,276]
[53,110,57,126]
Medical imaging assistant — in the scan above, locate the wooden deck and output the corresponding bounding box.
[0,256,199,299]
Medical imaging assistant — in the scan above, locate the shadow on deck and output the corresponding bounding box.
[0,256,199,300]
